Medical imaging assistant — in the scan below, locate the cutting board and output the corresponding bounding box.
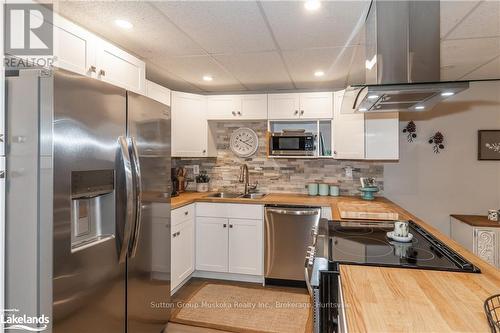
[337,201,400,221]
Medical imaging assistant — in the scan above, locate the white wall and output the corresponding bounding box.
[384,81,500,235]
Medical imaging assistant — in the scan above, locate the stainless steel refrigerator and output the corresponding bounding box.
[5,68,171,333]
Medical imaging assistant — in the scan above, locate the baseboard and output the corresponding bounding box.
[193,270,264,284]
[171,272,195,296]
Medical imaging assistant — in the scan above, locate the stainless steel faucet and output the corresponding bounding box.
[239,164,257,195]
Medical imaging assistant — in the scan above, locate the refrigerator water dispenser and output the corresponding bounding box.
[71,170,115,252]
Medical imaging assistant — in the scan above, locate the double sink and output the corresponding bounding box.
[207,192,268,200]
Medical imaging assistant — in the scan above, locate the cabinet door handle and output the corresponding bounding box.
[300,110,304,115]
[229,224,233,228]
[223,224,227,228]
[99,69,106,77]
[294,110,299,115]
[89,65,96,73]
[237,111,242,116]
[0,134,3,143]
[177,231,181,236]
[0,171,4,179]
[184,211,188,215]
[172,233,177,238]
[232,111,236,116]
[202,149,206,154]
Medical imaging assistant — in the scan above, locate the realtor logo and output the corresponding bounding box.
[4,3,53,56]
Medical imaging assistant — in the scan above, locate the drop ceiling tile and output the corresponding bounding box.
[441,37,500,80]
[261,0,370,50]
[213,52,294,91]
[440,1,481,38]
[282,47,354,89]
[462,55,500,80]
[149,55,245,92]
[152,2,276,55]
[446,1,500,40]
[55,1,205,57]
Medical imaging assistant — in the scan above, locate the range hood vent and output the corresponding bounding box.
[344,0,469,113]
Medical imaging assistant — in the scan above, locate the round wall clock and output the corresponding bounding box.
[230,127,259,157]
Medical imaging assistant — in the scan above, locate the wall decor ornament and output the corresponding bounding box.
[478,130,500,160]
[429,132,445,153]
[402,121,417,142]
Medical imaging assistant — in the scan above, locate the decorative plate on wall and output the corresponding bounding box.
[230,127,259,157]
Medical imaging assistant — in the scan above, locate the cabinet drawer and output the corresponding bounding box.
[196,202,227,217]
[172,204,195,226]
[227,204,263,220]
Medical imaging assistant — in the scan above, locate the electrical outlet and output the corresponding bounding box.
[344,166,353,179]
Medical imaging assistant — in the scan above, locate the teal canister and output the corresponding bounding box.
[318,183,329,196]
[329,185,340,196]
[307,183,319,196]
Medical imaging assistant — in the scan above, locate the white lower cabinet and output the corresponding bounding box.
[450,217,499,268]
[196,203,263,276]
[171,204,195,291]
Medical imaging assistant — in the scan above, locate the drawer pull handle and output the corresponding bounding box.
[223,224,227,228]
[229,224,233,228]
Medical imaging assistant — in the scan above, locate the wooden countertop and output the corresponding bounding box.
[154,191,500,331]
[341,205,500,332]
[451,214,500,228]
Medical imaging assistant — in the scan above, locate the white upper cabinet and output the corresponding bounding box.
[171,91,215,158]
[146,80,171,107]
[298,92,333,119]
[365,112,399,160]
[52,15,96,77]
[333,90,365,159]
[268,93,301,119]
[95,39,146,94]
[51,14,146,94]
[207,94,267,120]
[268,92,332,119]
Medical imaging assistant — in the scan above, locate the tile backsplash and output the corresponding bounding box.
[173,121,384,196]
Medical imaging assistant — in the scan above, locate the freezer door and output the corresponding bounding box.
[52,70,127,333]
[127,92,171,333]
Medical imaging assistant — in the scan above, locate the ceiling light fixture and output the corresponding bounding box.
[367,95,379,100]
[441,91,455,97]
[202,75,213,82]
[304,0,321,11]
[359,108,368,112]
[415,105,425,110]
[114,19,133,30]
[314,70,325,77]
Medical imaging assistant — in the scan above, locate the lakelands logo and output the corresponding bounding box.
[1,309,49,331]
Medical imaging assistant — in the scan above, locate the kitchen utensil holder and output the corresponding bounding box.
[485,294,500,333]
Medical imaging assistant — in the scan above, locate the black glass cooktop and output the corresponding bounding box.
[328,220,480,273]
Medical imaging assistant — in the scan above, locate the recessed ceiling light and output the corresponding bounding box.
[441,91,455,97]
[114,19,133,30]
[359,108,368,111]
[314,70,325,77]
[415,105,425,110]
[304,0,321,11]
[367,95,379,100]
[202,75,213,82]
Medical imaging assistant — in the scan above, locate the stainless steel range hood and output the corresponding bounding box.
[345,0,469,113]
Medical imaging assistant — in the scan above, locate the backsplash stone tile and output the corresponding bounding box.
[173,121,384,196]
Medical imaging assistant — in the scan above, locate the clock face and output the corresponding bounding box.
[230,128,259,157]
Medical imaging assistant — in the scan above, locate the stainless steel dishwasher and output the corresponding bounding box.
[264,205,321,285]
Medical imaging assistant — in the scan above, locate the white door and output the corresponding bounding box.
[52,15,96,77]
[299,92,333,119]
[146,80,171,107]
[268,93,300,119]
[333,90,365,159]
[171,219,195,290]
[95,39,146,94]
[196,217,228,272]
[171,92,209,157]
[207,95,240,120]
[228,219,263,275]
[365,112,399,160]
[240,94,267,120]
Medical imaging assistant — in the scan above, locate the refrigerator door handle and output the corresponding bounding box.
[128,137,143,258]
[118,136,136,263]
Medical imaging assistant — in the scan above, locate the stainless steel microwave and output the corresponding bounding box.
[269,132,315,156]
